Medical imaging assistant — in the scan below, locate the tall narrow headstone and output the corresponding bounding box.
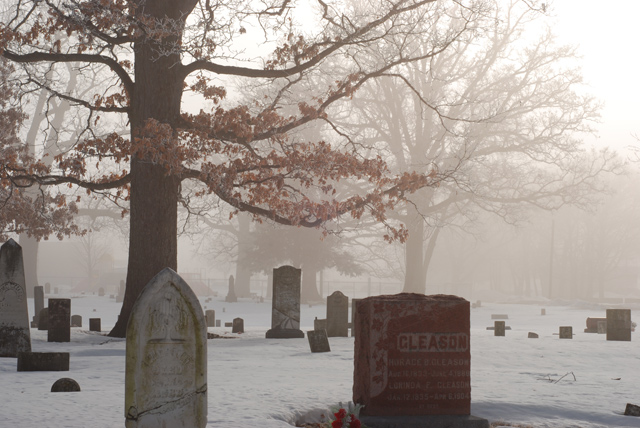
[225,275,237,303]
[205,310,215,328]
[326,291,349,337]
[314,317,327,332]
[89,318,101,332]
[232,317,244,334]
[32,285,44,327]
[125,268,207,428]
[607,309,632,341]
[44,282,51,294]
[354,293,487,427]
[38,308,49,331]
[48,299,71,342]
[0,239,31,357]
[265,266,304,338]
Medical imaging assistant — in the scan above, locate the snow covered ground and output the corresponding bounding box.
[1,293,639,428]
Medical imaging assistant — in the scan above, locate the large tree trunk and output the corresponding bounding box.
[109,1,192,337]
[301,265,322,303]
[234,214,252,297]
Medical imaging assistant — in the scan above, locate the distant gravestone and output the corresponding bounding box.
[224,322,232,327]
[559,326,573,339]
[48,299,71,343]
[71,315,82,328]
[89,318,101,332]
[215,320,221,327]
[307,329,331,353]
[607,309,631,341]
[326,291,349,337]
[494,321,506,336]
[265,266,304,339]
[17,352,69,371]
[232,317,244,334]
[314,317,327,332]
[625,403,640,417]
[541,308,546,316]
[351,298,361,337]
[51,377,81,392]
[0,239,32,357]
[125,268,207,428]
[597,321,607,334]
[44,282,51,294]
[38,308,49,331]
[528,332,539,339]
[98,287,105,297]
[225,275,237,303]
[205,310,215,328]
[585,317,606,333]
[32,285,44,328]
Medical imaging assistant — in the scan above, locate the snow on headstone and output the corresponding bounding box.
[265,265,304,339]
[125,268,207,428]
[0,239,31,357]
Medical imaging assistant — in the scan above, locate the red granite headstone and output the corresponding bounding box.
[353,293,471,416]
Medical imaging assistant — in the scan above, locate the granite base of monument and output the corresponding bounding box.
[265,327,304,338]
[360,415,489,428]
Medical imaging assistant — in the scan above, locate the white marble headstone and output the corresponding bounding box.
[0,239,31,357]
[125,268,207,427]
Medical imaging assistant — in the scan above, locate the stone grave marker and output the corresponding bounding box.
[38,308,49,331]
[215,320,221,327]
[528,332,539,338]
[31,285,44,328]
[494,321,506,336]
[125,268,207,428]
[541,308,546,316]
[205,310,215,328]
[44,282,51,294]
[607,309,631,341]
[98,287,105,297]
[351,298,361,337]
[232,317,244,334]
[17,352,69,371]
[559,326,572,339]
[307,329,330,353]
[51,378,81,392]
[597,321,607,334]
[48,298,71,343]
[625,403,640,417]
[314,317,327,332]
[353,294,487,427]
[0,239,32,357]
[89,318,101,332]
[265,266,304,338]
[225,275,237,303]
[326,290,349,337]
[585,317,606,333]
[71,315,82,328]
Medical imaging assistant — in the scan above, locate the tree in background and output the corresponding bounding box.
[1,0,485,336]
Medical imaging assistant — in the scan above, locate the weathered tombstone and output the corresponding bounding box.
[48,299,71,343]
[44,282,51,294]
[125,268,207,428]
[307,329,331,353]
[71,315,82,328]
[607,309,632,341]
[98,287,105,297]
[31,285,44,328]
[232,317,244,334]
[541,308,546,316]
[224,322,232,327]
[625,403,640,417]
[585,317,606,333]
[89,318,101,332]
[0,239,32,357]
[528,332,539,339]
[51,377,81,392]
[265,266,304,339]
[326,291,349,337]
[225,275,237,303]
[351,298,361,337]
[314,317,327,332]
[559,326,573,339]
[494,320,506,336]
[17,352,69,371]
[38,308,49,331]
[597,320,607,334]
[491,314,508,320]
[354,294,487,427]
[215,320,221,327]
[205,310,215,328]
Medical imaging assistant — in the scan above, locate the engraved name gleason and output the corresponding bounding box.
[397,333,469,353]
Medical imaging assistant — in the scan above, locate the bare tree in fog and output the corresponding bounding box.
[331,0,620,293]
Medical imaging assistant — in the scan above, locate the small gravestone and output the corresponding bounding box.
[314,317,327,332]
[44,282,51,294]
[98,287,105,297]
[541,308,546,316]
[89,318,101,332]
[32,286,44,328]
[307,329,331,353]
[351,298,361,337]
[224,322,232,327]
[205,310,215,328]
[125,268,207,428]
[71,315,82,328]
[17,352,69,371]
[0,239,32,357]
[494,321,506,336]
[607,309,631,341]
[559,326,572,339]
[597,320,607,334]
[215,320,221,327]
[326,291,349,337]
[265,266,304,338]
[232,317,244,333]
[38,308,49,331]
[585,317,606,333]
[528,332,539,338]
[225,275,237,303]
[625,403,640,417]
[51,377,81,392]
[48,298,71,342]
[491,314,508,320]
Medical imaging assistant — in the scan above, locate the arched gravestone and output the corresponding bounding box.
[326,291,349,337]
[0,239,31,357]
[266,266,304,339]
[51,377,81,392]
[125,268,207,428]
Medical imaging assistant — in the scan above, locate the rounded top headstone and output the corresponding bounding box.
[51,378,81,392]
